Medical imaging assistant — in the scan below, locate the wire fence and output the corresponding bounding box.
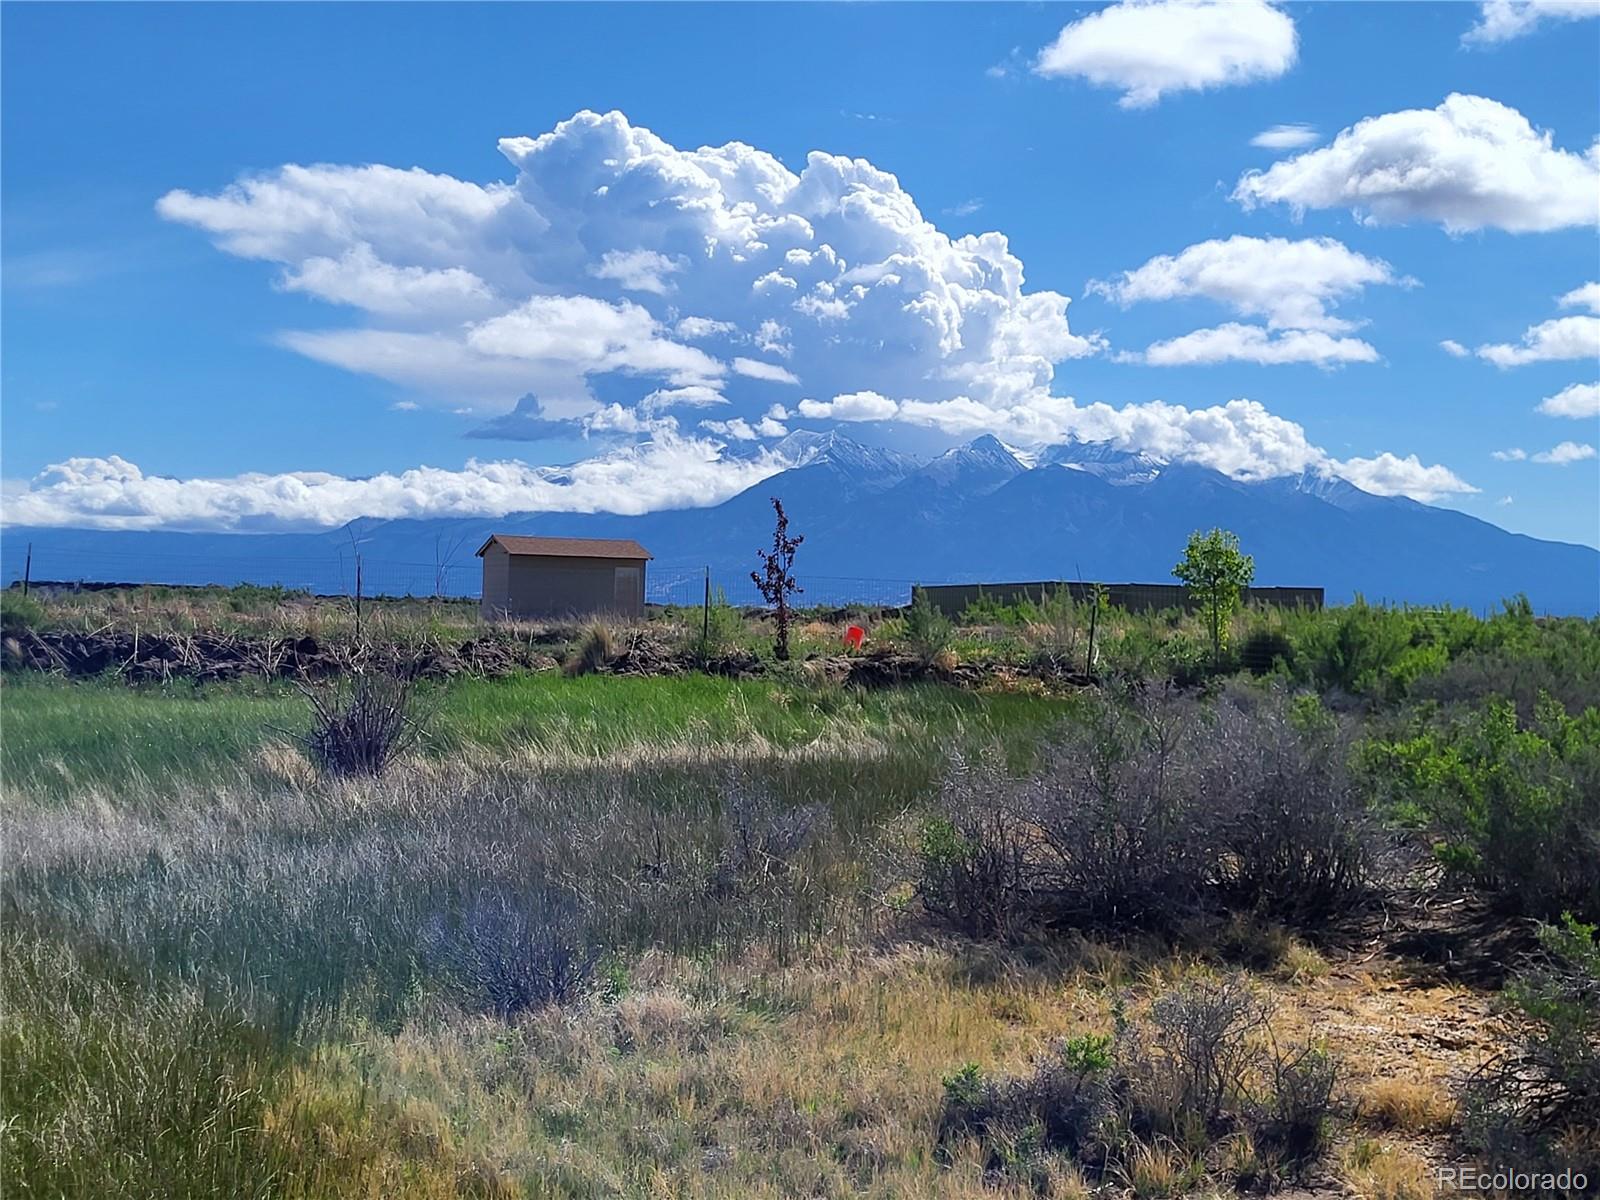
[1,543,920,610]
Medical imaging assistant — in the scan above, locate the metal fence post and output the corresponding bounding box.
[22,543,32,596]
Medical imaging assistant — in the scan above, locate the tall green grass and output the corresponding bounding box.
[2,672,1074,797]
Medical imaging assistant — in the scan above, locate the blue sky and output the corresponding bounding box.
[3,1,1598,545]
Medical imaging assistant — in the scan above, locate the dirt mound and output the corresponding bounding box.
[605,631,684,677]
[4,626,1096,694]
[1,628,562,683]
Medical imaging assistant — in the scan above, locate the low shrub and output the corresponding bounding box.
[1238,626,1294,676]
[917,685,1377,935]
[1461,915,1600,1178]
[420,884,600,1015]
[1360,694,1600,919]
[917,767,1034,940]
[687,587,744,664]
[939,975,1339,1187]
[1412,642,1600,721]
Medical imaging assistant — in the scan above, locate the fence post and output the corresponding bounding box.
[354,553,363,640]
[702,566,711,646]
[21,543,31,596]
[1086,590,1098,677]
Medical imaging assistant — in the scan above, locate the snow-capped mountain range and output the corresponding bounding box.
[5,432,1597,613]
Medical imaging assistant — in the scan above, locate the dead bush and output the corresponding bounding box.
[294,667,424,777]
[709,783,832,900]
[1124,974,1270,1137]
[1202,687,1376,920]
[918,759,1036,940]
[1029,689,1213,927]
[420,884,599,1015]
[915,685,1378,937]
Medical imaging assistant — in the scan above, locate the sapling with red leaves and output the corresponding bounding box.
[752,497,804,661]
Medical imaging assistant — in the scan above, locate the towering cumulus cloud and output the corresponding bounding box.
[157,110,1101,429]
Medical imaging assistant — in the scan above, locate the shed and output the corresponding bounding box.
[476,535,653,620]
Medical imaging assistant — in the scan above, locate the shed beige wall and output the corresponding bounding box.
[479,543,512,620]
[481,550,646,619]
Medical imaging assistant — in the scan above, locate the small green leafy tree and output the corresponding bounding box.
[1173,528,1255,665]
[751,497,804,661]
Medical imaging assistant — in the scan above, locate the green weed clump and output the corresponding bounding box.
[0,932,290,1198]
[1,589,45,635]
[686,586,745,662]
[904,590,954,666]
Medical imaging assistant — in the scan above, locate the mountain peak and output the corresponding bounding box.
[912,435,1027,492]
[1039,437,1164,484]
[766,429,918,488]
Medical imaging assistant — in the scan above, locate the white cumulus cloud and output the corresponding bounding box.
[1440,339,1470,357]
[591,249,684,294]
[0,107,1456,527]
[1089,234,1404,336]
[1142,324,1380,367]
[1088,236,1404,366]
[731,357,800,384]
[1532,441,1598,464]
[1452,284,1600,368]
[797,390,901,422]
[1476,315,1600,367]
[1033,0,1297,109]
[1463,0,1600,45]
[1539,382,1600,418]
[1331,453,1481,503]
[1250,123,1319,150]
[778,391,1472,499]
[1233,94,1600,233]
[1559,281,1600,314]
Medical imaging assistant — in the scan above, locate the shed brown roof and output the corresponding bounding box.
[476,534,653,561]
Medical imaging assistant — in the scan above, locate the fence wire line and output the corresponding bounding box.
[1,543,921,608]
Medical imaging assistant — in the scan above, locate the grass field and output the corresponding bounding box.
[2,672,1072,797]
[4,588,1599,1198]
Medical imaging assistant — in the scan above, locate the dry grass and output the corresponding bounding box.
[296,941,1132,1198]
[1359,1077,1457,1134]
[1340,1137,1436,1200]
